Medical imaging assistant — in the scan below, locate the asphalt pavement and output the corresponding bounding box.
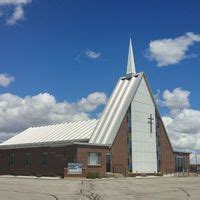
[0,176,199,199]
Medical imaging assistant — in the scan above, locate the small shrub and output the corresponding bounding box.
[86,171,99,179]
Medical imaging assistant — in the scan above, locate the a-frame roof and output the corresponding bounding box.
[89,72,143,144]
[89,72,174,153]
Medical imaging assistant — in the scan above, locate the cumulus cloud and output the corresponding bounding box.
[159,88,200,163]
[0,73,15,87]
[147,32,200,67]
[77,92,107,112]
[163,108,200,160]
[166,109,200,135]
[0,0,31,25]
[162,88,190,116]
[0,92,107,142]
[85,49,101,59]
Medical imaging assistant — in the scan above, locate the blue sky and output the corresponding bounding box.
[0,0,200,158]
[0,0,199,102]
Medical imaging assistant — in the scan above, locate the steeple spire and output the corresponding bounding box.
[126,38,136,74]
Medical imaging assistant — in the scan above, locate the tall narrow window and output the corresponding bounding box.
[127,107,132,172]
[42,152,48,165]
[9,153,15,166]
[156,113,161,172]
[24,153,31,166]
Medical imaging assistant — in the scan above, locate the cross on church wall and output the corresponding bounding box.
[148,114,154,134]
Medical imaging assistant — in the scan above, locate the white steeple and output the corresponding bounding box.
[126,38,136,74]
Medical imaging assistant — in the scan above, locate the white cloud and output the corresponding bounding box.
[159,87,200,162]
[162,116,173,127]
[86,49,101,59]
[0,73,15,87]
[6,5,24,25]
[0,0,31,5]
[162,88,190,116]
[77,92,107,112]
[165,109,200,136]
[0,0,31,25]
[0,92,107,142]
[147,32,200,67]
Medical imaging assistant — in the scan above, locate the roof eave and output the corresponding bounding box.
[73,142,110,147]
[0,139,89,150]
[173,150,192,154]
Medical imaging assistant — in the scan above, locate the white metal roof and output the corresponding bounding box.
[0,119,98,148]
[89,73,143,145]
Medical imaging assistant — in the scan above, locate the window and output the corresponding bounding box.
[42,152,48,165]
[24,153,31,166]
[127,107,132,172]
[9,153,15,166]
[88,153,101,166]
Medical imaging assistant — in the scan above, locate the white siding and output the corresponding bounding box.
[131,78,157,173]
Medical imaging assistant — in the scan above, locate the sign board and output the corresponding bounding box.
[68,163,83,174]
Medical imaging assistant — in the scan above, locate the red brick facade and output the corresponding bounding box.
[174,152,190,172]
[0,146,72,176]
[111,115,129,176]
[75,145,109,177]
[157,116,175,173]
[0,145,110,177]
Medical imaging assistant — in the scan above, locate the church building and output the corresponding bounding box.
[0,40,190,177]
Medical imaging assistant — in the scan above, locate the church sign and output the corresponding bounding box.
[68,163,83,174]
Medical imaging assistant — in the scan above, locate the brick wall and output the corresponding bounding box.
[0,146,76,177]
[157,116,175,173]
[0,144,110,178]
[111,115,129,176]
[174,152,190,172]
[76,145,109,177]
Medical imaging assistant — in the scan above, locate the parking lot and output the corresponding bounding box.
[0,176,199,200]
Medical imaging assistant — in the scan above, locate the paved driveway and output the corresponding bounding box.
[0,176,199,199]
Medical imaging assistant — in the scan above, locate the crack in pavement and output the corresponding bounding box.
[178,187,190,198]
[79,180,103,200]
